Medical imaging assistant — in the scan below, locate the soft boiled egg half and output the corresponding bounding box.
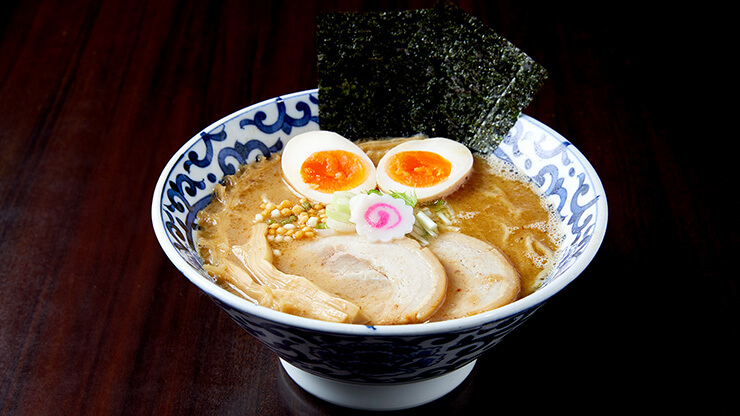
[281,131,377,204]
[376,137,474,202]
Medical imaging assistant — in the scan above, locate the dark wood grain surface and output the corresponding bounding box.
[1,1,735,415]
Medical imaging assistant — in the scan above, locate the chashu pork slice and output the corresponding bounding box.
[275,235,447,325]
[427,232,521,321]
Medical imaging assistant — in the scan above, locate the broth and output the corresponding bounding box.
[196,138,562,323]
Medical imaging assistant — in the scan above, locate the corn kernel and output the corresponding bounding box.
[276,227,287,235]
[279,200,292,209]
[292,205,304,215]
[280,208,291,216]
[294,230,305,239]
[305,231,315,238]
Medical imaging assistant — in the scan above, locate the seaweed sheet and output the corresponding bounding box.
[317,1,548,153]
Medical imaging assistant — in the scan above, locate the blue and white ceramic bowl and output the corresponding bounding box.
[151,89,607,411]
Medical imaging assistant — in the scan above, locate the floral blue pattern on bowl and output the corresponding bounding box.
[152,89,607,384]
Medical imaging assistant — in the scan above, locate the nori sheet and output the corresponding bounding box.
[317,1,548,153]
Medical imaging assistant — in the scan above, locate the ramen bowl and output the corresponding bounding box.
[151,89,607,411]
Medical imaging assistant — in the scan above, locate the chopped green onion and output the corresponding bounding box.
[332,191,356,202]
[436,211,452,225]
[326,205,351,223]
[326,216,356,232]
[326,191,355,223]
[334,197,352,211]
[334,203,351,214]
[408,230,429,246]
[416,211,438,235]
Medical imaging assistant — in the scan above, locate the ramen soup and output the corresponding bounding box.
[196,134,563,325]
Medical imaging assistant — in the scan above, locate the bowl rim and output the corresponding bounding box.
[151,88,608,337]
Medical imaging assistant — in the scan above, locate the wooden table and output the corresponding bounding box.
[1,1,735,414]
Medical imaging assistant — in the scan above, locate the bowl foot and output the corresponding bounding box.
[280,359,476,411]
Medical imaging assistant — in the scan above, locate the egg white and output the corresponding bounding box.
[376,137,473,202]
[281,131,377,204]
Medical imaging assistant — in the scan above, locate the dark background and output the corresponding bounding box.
[1,1,735,414]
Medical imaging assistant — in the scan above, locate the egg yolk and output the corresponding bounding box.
[300,150,369,193]
[385,151,452,188]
